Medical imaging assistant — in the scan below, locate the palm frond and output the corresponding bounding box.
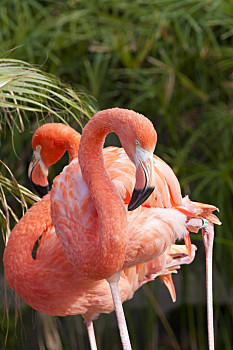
[0,58,96,136]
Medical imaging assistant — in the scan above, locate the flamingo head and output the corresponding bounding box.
[116,111,157,211]
[28,124,67,197]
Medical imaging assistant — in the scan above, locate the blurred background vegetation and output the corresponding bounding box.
[0,0,232,349]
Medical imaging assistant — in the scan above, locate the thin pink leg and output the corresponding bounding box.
[108,273,132,350]
[202,222,215,350]
[86,319,98,350]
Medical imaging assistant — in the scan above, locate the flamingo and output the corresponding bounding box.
[3,190,197,348]
[49,108,220,349]
[4,123,198,350]
[4,109,220,349]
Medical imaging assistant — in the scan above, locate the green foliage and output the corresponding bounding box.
[0,58,95,131]
[0,0,233,349]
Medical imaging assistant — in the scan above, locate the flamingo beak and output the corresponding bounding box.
[28,152,49,197]
[128,155,155,211]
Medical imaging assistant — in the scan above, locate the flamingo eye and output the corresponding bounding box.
[135,140,140,146]
[36,145,42,151]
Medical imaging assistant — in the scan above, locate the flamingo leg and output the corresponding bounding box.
[202,222,215,350]
[107,273,132,350]
[86,319,98,350]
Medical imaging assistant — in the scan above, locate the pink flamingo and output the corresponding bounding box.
[4,122,195,348]
[49,108,219,349]
[4,123,197,349]
[4,110,220,349]
[3,188,196,348]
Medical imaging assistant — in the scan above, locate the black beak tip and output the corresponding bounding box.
[128,189,141,211]
[32,183,50,197]
[128,186,154,211]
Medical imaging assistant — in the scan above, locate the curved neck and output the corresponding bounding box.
[54,124,81,163]
[39,124,81,171]
[64,129,81,163]
[3,195,52,296]
[77,109,130,279]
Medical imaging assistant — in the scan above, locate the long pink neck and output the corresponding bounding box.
[77,109,132,279]
[50,124,81,164]
[62,128,81,163]
[3,195,52,296]
[4,126,81,299]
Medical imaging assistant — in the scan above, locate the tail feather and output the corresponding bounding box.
[182,196,221,225]
[200,212,221,225]
[139,244,196,301]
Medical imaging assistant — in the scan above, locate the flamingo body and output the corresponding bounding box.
[4,192,196,319]
[51,146,219,272]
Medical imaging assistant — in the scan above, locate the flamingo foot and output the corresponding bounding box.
[187,217,208,229]
[202,222,215,350]
[86,319,98,350]
[107,273,132,350]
